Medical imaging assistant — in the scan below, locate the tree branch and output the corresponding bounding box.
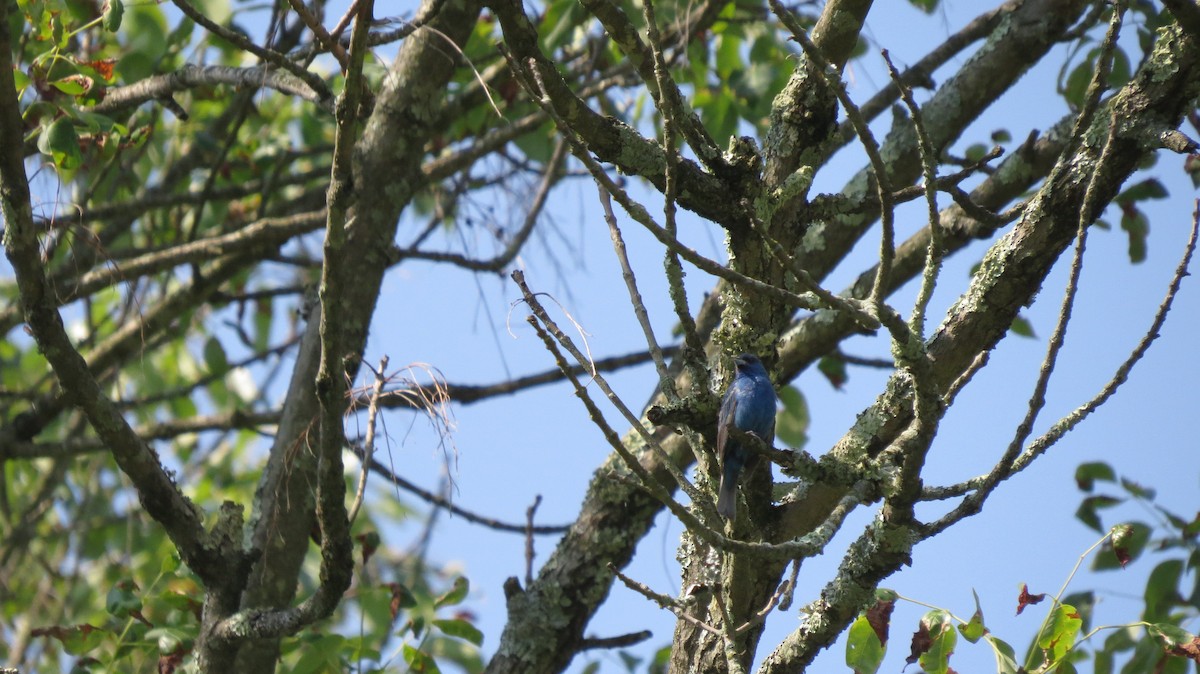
[90,64,332,116]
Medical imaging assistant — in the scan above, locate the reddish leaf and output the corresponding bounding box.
[388,582,416,620]
[129,608,154,627]
[906,621,932,667]
[357,531,381,565]
[1016,584,1046,615]
[84,58,116,81]
[1112,524,1134,568]
[1169,636,1200,661]
[866,598,895,646]
[158,647,186,674]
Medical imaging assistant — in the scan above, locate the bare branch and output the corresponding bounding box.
[171,0,332,103]
[352,445,569,534]
[609,563,722,637]
[90,64,332,116]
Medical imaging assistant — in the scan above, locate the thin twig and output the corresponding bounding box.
[578,631,654,650]
[882,49,943,338]
[392,139,567,271]
[517,301,711,529]
[286,0,350,70]
[351,444,569,534]
[1011,200,1199,474]
[349,356,389,524]
[366,346,680,408]
[609,563,722,636]
[598,187,674,394]
[736,559,800,633]
[524,494,542,586]
[643,0,705,394]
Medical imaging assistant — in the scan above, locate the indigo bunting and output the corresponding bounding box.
[716,353,776,519]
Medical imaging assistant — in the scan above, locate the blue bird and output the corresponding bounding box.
[716,353,776,519]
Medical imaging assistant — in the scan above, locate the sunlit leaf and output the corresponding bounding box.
[435,576,469,609]
[1037,604,1082,663]
[403,644,442,673]
[847,613,886,674]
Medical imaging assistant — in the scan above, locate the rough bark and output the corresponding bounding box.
[233,0,484,668]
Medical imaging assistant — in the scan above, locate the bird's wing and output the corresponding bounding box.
[717,392,737,458]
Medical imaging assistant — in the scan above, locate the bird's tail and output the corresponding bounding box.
[716,472,736,519]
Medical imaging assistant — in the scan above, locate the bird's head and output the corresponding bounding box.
[733,353,764,372]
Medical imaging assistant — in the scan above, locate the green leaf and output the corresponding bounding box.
[1147,622,1194,649]
[38,116,84,170]
[649,645,671,674]
[61,625,108,655]
[145,627,190,654]
[1010,314,1036,338]
[1094,522,1151,570]
[1117,178,1169,203]
[846,614,886,674]
[1120,477,1155,500]
[290,634,346,674]
[1120,208,1149,263]
[1037,604,1082,664]
[1075,495,1122,533]
[715,32,742,80]
[103,0,123,32]
[964,143,989,162]
[12,68,29,92]
[435,576,469,609]
[775,385,809,449]
[1063,60,1093,108]
[253,298,273,352]
[1075,462,1116,491]
[402,643,442,673]
[1144,560,1184,622]
[984,636,1020,674]
[105,579,143,618]
[817,355,848,389]
[433,618,483,646]
[958,589,986,643]
[49,78,88,98]
[916,610,957,674]
[203,336,229,376]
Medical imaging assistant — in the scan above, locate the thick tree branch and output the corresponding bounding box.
[761,21,1200,673]
[233,0,485,668]
[792,0,1090,283]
